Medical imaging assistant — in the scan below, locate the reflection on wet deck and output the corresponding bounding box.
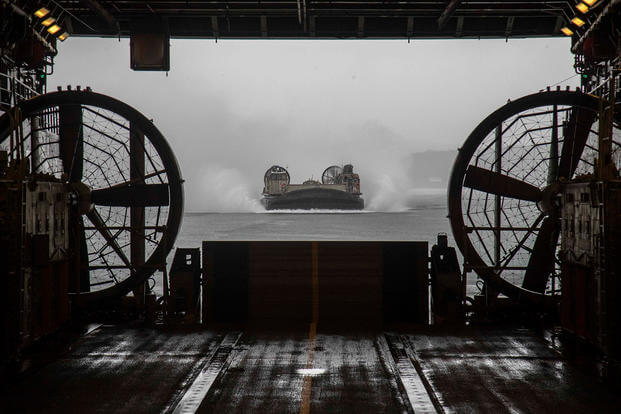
[2,326,619,413]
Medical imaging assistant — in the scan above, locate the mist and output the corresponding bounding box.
[49,38,578,212]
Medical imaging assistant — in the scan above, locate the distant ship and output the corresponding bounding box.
[261,164,364,210]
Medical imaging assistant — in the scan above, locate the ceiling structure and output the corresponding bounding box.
[19,1,578,39]
[3,1,617,78]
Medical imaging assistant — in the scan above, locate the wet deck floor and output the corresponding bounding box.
[3,325,620,413]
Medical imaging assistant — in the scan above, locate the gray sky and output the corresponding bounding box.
[50,37,577,211]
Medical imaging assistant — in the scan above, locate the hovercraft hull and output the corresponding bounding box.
[262,187,364,210]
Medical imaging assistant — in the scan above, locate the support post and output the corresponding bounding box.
[494,125,502,267]
[130,122,146,310]
[548,105,559,185]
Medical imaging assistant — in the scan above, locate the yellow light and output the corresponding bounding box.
[34,7,49,18]
[576,3,589,13]
[561,27,574,36]
[41,17,56,27]
[583,0,597,5]
[571,17,586,27]
[58,32,69,41]
[47,24,61,35]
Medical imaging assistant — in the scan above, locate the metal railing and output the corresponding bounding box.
[0,69,42,114]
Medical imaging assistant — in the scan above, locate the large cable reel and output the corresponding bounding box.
[0,90,184,307]
[448,90,619,309]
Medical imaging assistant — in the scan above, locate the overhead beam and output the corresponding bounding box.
[261,15,268,37]
[48,0,571,39]
[309,15,316,37]
[553,15,563,33]
[505,16,515,38]
[406,16,414,38]
[358,16,365,38]
[211,16,219,38]
[456,16,464,37]
[80,0,120,34]
[438,0,462,30]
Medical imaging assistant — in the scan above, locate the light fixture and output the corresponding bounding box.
[34,7,50,18]
[41,17,56,27]
[47,24,61,35]
[561,27,574,36]
[576,3,589,13]
[57,32,69,41]
[571,17,586,27]
[583,0,597,5]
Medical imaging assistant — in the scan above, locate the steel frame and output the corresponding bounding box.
[12,0,573,39]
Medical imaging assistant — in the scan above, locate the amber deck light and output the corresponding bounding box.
[47,24,61,35]
[34,7,49,18]
[576,3,589,13]
[42,17,56,27]
[571,17,586,27]
[561,27,574,36]
[583,0,597,5]
[58,32,69,41]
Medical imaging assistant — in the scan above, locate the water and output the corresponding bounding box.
[175,192,451,246]
[176,210,450,246]
[162,192,478,297]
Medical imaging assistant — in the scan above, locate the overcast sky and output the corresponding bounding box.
[49,37,577,211]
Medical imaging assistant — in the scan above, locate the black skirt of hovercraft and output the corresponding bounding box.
[262,187,364,210]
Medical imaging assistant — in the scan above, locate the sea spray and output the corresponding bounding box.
[365,174,408,212]
[193,166,263,212]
